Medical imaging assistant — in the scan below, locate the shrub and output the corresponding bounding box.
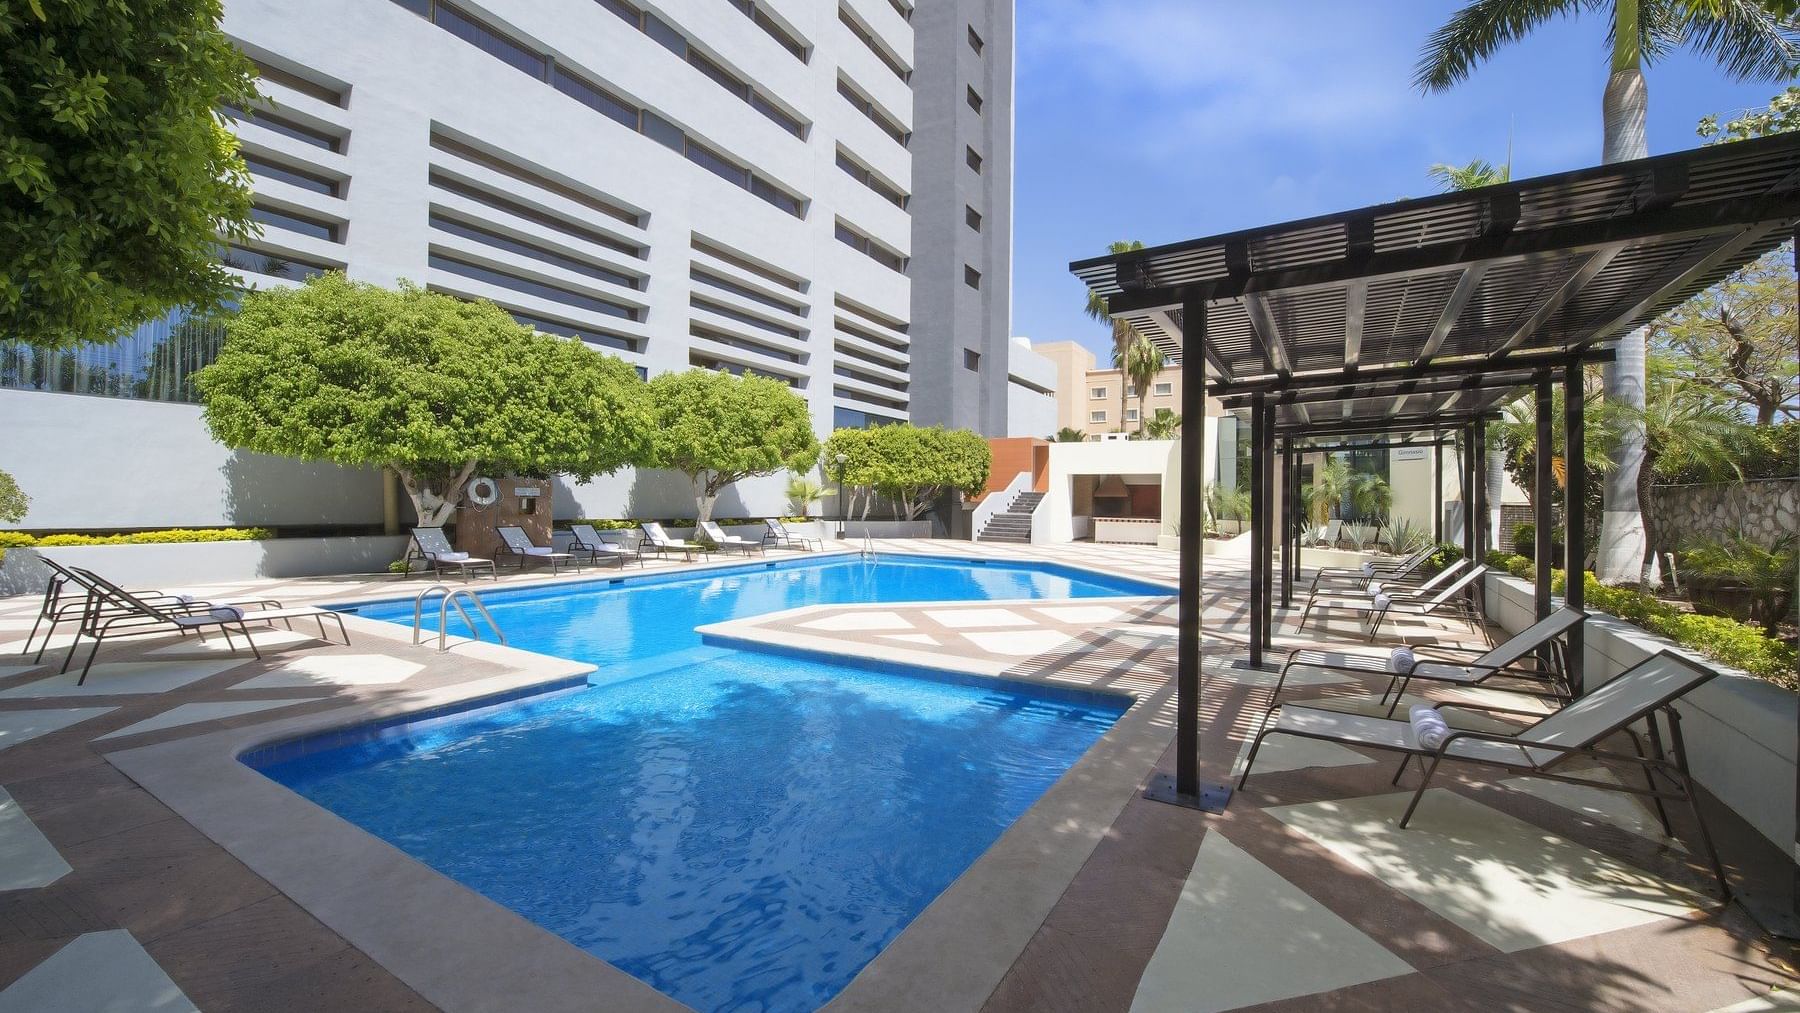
[388,559,412,574]
[1512,522,1536,559]
[0,531,35,549]
[2,527,274,548]
[1424,542,1463,574]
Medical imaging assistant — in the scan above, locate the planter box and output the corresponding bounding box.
[0,536,410,597]
[1093,518,1160,545]
[1483,572,1798,859]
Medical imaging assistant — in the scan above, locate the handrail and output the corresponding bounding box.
[411,583,506,653]
[971,470,1033,542]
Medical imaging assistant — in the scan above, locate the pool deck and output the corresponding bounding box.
[0,540,1791,1011]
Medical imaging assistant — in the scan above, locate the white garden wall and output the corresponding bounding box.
[0,537,410,597]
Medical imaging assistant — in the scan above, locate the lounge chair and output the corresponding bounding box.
[410,527,497,581]
[1296,564,1489,639]
[1309,544,1433,592]
[20,558,284,663]
[495,525,576,574]
[1269,607,1585,714]
[764,518,821,551]
[639,522,709,561]
[62,567,349,685]
[1238,649,1730,898]
[1300,558,1467,616]
[565,524,637,568]
[698,520,763,556]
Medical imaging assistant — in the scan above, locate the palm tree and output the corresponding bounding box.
[1625,376,1747,585]
[1417,0,1800,582]
[1121,336,1163,435]
[1143,408,1182,440]
[1050,427,1089,443]
[1085,239,1147,427]
[1427,157,1510,191]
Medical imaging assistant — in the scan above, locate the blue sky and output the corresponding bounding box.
[1013,0,1792,361]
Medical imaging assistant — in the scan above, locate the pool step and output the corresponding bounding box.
[976,491,1043,544]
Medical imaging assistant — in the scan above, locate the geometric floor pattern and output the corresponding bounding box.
[0,930,197,1013]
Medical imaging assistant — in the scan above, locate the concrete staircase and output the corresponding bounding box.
[977,491,1042,544]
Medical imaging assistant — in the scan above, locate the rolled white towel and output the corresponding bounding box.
[176,593,197,604]
[1372,592,1391,612]
[1409,705,1450,751]
[1361,561,1375,576]
[1368,581,1384,596]
[1387,646,1417,674]
[523,546,554,556]
[209,605,246,622]
[436,551,470,562]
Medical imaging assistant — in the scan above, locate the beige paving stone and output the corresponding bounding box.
[1500,768,1687,851]
[1030,604,1126,624]
[0,660,247,699]
[925,607,1033,629]
[795,611,915,632]
[0,786,72,890]
[97,698,319,740]
[877,633,941,647]
[233,654,424,690]
[962,630,1075,657]
[0,706,116,750]
[0,929,197,1013]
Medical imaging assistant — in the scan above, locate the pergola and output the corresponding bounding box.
[1069,132,1800,819]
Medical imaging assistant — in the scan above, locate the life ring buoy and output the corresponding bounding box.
[466,476,499,507]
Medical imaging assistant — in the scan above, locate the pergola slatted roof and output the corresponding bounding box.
[1070,133,1800,409]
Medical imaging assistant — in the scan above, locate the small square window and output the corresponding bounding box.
[964,265,981,289]
[1090,386,1106,399]
[966,86,983,113]
[964,348,981,371]
[1154,381,1173,396]
[965,205,981,231]
[967,25,984,54]
[966,145,982,173]
[1125,409,1139,422]
[1090,410,1106,424]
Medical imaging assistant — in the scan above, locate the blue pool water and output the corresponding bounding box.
[252,556,1159,1011]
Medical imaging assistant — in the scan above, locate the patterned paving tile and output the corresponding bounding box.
[1501,768,1686,851]
[962,630,1075,657]
[795,611,915,633]
[925,607,1033,629]
[1129,832,1411,1013]
[1231,732,1378,778]
[0,787,72,890]
[0,661,247,699]
[0,929,197,1013]
[142,628,321,658]
[95,699,318,741]
[231,654,424,690]
[876,633,940,647]
[1029,605,1127,624]
[0,708,116,752]
[1267,789,1704,952]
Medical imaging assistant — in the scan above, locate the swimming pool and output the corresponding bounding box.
[251,555,1163,1011]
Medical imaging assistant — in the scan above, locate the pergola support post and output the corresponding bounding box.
[1534,376,1555,621]
[1461,425,1475,565]
[1433,428,1444,545]
[1282,440,1299,607]
[1473,421,1489,560]
[1142,296,1229,812]
[1262,404,1277,650]
[1562,358,1586,698]
[1248,395,1267,668]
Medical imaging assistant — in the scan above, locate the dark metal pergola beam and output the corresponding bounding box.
[1275,412,1502,440]
[1216,370,1552,410]
[1210,347,1613,398]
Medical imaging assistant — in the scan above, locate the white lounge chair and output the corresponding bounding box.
[566,524,638,568]
[411,527,497,581]
[22,557,284,664]
[1296,564,1489,639]
[698,520,763,556]
[640,522,709,561]
[1238,649,1730,899]
[763,518,821,551]
[495,525,575,574]
[1300,558,1467,615]
[1308,544,1434,592]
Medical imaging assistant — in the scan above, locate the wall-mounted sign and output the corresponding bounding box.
[512,487,542,497]
[1393,447,1428,461]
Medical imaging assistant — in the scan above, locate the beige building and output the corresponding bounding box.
[1035,341,1192,438]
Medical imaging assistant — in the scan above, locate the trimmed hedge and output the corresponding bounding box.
[0,527,275,548]
[1486,551,1797,690]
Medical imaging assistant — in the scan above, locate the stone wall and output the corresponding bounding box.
[1651,478,1799,548]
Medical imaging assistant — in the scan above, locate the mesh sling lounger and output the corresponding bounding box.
[495,525,575,574]
[411,527,498,581]
[1238,649,1730,898]
[566,525,636,568]
[698,521,764,556]
[20,558,284,663]
[63,567,349,685]
[1308,545,1433,592]
[763,519,821,551]
[1299,558,1468,616]
[640,522,709,561]
[1297,564,1490,639]
[1269,607,1585,715]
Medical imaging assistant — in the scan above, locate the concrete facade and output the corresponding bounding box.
[1005,337,1057,438]
[1,0,1015,534]
[1034,340,1194,438]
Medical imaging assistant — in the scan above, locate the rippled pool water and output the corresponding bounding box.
[252,556,1152,1011]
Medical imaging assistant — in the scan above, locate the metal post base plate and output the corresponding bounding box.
[1143,773,1232,813]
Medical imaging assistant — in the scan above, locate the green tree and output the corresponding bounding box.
[0,469,28,523]
[645,369,818,522]
[865,425,991,520]
[1626,373,1749,584]
[786,474,830,516]
[1699,83,1800,141]
[1651,248,1798,423]
[1427,157,1510,191]
[824,427,881,520]
[1120,336,1164,435]
[1417,0,1800,581]
[1680,532,1797,635]
[3,1,261,349]
[1143,408,1183,440]
[1084,239,1148,426]
[1050,427,1089,443]
[198,274,651,526]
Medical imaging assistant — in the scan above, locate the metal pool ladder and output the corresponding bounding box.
[411,584,506,653]
[860,531,875,561]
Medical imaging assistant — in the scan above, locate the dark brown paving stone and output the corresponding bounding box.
[0,936,76,989]
[0,888,108,945]
[145,894,351,995]
[24,785,178,850]
[193,943,440,1013]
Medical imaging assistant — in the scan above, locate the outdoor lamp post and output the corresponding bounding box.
[835,452,848,540]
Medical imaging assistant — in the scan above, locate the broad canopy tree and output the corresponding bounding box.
[3,0,261,349]
[198,274,651,526]
[644,369,819,523]
[824,425,991,521]
[1651,248,1799,424]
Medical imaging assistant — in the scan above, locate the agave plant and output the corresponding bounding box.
[1386,516,1434,556]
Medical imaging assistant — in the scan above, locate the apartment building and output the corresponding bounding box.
[0,0,1015,530]
[1035,340,1191,439]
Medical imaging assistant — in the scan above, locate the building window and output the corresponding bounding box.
[838,5,910,82]
[835,220,907,274]
[965,205,981,231]
[250,203,341,242]
[1154,381,1173,396]
[1125,409,1139,422]
[1,307,229,404]
[242,153,343,198]
[963,265,980,289]
[222,244,337,281]
[428,252,641,320]
[837,76,908,147]
[1090,386,1107,399]
[966,86,982,113]
[221,104,343,152]
[964,349,980,371]
[966,145,982,173]
[728,0,809,61]
[1090,410,1106,424]
[967,25,984,54]
[836,148,908,208]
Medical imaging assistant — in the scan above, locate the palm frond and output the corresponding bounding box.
[1416,0,1583,91]
[1676,0,1800,82]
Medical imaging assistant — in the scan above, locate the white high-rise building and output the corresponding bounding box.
[0,0,1015,529]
